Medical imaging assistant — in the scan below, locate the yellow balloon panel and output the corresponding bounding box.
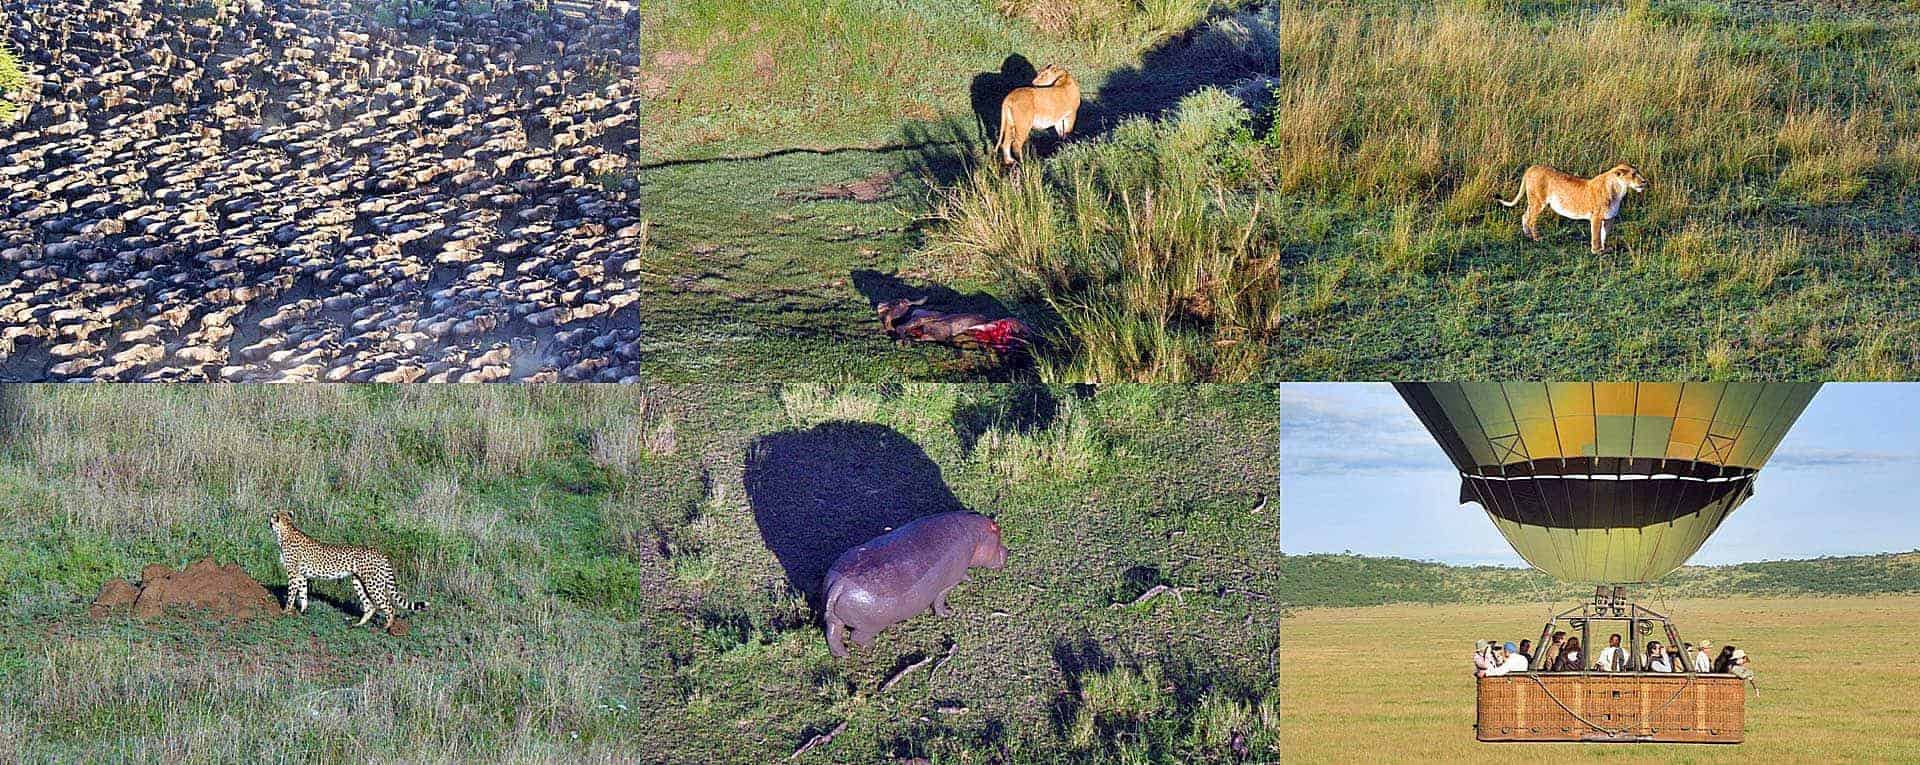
[1396,382,1819,583]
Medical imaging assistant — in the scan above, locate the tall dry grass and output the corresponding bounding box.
[1268,2,1920,212]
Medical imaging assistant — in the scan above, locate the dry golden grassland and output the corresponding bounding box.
[1280,596,1920,763]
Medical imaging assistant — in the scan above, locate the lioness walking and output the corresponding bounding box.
[996,64,1080,168]
[1496,164,1648,253]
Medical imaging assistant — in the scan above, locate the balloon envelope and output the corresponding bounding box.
[1395,383,1820,583]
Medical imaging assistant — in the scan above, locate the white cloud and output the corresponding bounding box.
[1279,384,1451,475]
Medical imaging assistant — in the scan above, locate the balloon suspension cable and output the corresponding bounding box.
[1531,568,1554,621]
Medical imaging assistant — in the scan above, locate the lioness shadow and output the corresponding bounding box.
[745,421,966,613]
[973,6,1278,155]
[970,54,1038,149]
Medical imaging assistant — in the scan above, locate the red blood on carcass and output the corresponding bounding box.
[963,319,1031,353]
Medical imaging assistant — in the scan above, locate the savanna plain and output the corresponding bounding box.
[1278,554,1920,763]
[640,0,1920,381]
[0,384,1277,763]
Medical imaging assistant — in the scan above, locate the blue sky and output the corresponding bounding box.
[1280,383,1920,566]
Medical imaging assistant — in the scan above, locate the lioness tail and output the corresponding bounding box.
[1494,181,1526,208]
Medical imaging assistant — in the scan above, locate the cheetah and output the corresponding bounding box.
[270,511,427,630]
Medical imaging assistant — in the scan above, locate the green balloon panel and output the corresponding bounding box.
[1396,382,1820,583]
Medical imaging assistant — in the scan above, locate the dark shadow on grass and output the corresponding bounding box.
[633,141,971,172]
[263,583,356,618]
[1048,636,1117,737]
[950,383,1059,455]
[1073,6,1278,140]
[970,54,1038,147]
[745,421,966,613]
[851,269,1017,318]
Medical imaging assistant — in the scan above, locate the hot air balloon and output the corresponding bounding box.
[1393,382,1821,744]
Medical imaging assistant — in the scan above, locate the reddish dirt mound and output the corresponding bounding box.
[90,559,282,621]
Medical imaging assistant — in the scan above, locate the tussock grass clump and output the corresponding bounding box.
[1060,661,1277,760]
[932,90,1280,382]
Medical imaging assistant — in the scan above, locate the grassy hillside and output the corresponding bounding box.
[634,0,1279,381]
[1283,596,1920,763]
[1277,551,1920,609]
[0,384,1277,763]
[1262,0,1920,379]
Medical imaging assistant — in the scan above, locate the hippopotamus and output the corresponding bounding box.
[875,298,1034,354]
[822,512,1007,657]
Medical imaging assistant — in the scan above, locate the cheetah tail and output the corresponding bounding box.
[393,587,429,611]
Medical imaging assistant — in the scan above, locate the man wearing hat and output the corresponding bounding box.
[1691,640,1714,673]
[1484,642,1531,676]
[1728,648,1758,694]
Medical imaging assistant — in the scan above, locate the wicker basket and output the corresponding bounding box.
[1476,673,1745,743]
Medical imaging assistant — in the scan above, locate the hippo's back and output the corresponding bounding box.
[825,513,978,620]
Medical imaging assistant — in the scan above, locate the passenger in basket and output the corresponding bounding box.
[1726,648,1759,695]
[1691,641,1714,673]
[1595,633,1626,671]
[1551,636,1582,672]
[1646,641,1672,672]
[1727,649,1755,678]
[1712,645,1737,673]
[1473,639,1493,674]
[1517,639,1534,665]
[1484,642,1530,676]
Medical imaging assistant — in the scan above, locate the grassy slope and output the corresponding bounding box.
[1281,596,1920,763]
[1276,552,1920,609]
[635,0,1263,381]
[1265,0,1920,379]
[0,385,1277,763]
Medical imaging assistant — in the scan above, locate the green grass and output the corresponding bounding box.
[0,44,26,123]
[0,384,1277,763]
[641,0,1920,381]
[634,0,1275,381]
[1260,0,1920,380]
[1276,552,1920,609]
[927,88,1280,381]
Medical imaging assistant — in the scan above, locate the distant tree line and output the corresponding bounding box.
[1278,551,1920,609]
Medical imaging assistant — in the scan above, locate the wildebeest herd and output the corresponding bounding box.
[0,0,645,381]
